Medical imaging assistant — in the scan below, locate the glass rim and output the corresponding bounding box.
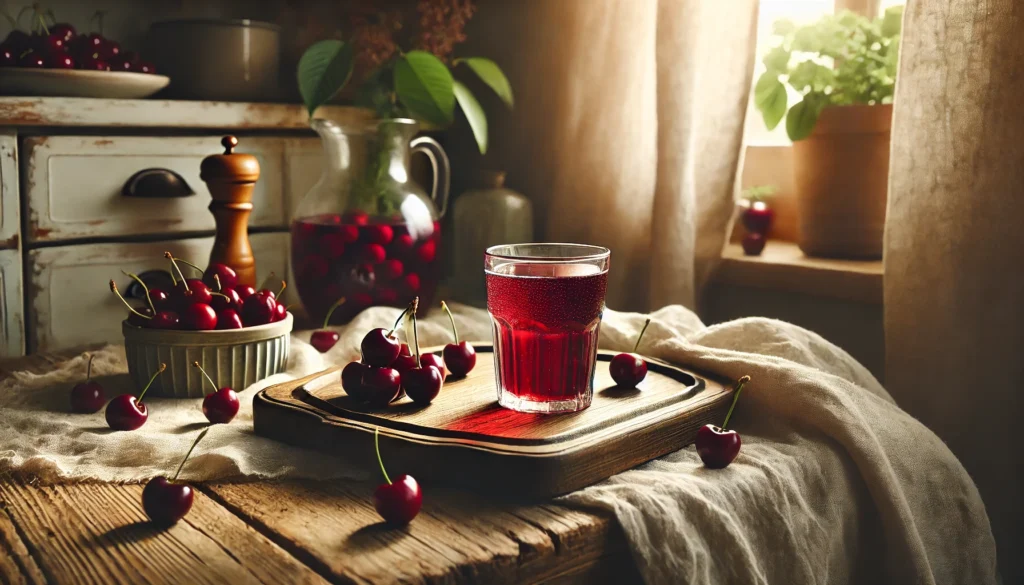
[485,243,610,262]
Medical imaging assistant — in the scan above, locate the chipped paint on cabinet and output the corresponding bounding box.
[0,249,25,356]
[26,233,289,352]
[23,136,287,243]
[0,131,18,250]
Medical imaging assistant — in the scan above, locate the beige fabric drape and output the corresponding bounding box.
[468,0,757,311]
[886,0,1023,580]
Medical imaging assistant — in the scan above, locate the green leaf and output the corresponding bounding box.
[772,19,796,37]
[881,5,903,38]
[753,73,787,131]
[454,81,488,154]
[297,40,353,118]
[762,46,790,73]
[459,57,514,108]
[394,50,456,127]
[786,97,823,141]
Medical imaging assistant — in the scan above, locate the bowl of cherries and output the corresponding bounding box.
[0,7,169,98]
[112,252,292,398]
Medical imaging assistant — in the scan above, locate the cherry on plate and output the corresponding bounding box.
[609,318,651,387]
[361,328,402,367]
[361,366,402,407]
[440,301,476,377]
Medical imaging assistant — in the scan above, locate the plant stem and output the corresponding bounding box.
[174,257,204,275]
[121,270,155,313]
[410,297,421,367]
[109,281,152,320]
[85,354,94,382]
[440,301,459,344]
[633,318,651,353]
[164,252,189,292]
[192,361,217,394]
[387,303,412,337]
[213,274,223,292]
[721,375,751,430]
[321,297,347,329]
[277,281,287,298]
[374,427,392,485]
[138,363,166,405]
[172,428,209,483]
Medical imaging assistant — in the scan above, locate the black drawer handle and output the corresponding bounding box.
[122,168,195,198]
[125,270,176,301]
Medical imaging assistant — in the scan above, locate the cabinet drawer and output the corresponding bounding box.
[27,233,289,352]
[22,136,286,243]
[0,249,24,356]
[1,131,18,250]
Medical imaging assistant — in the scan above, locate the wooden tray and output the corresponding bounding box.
[253,345,733,498]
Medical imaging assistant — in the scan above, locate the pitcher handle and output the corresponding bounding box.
[410,136,451,218]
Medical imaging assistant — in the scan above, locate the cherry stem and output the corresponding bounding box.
[109,281,152,320]
[410,297,421,367]
[387,304,412,337]
[721,375,750,431]
[213,274,223,292]
[121,270,155,313]
[374,427,392,485]
[277,281,287,298]
[210,292,231,301]
[321,297,347,329]
[192,361,217,395]
[172,427,209,483]
[440,301,459,344]
[85,353,94,382]
[137,363,166,405]
[175,257,204,276]
[633,318,652,353]
[164,252,189,292]
[258,272,277,292]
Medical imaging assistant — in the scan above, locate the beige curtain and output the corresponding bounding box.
[886,0,1024,580]
[467,0,758,311]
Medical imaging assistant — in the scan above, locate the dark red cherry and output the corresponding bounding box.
[310,331,340,353]
[375,474,422,525]
[175,279,213,305]
[390,234,415,257]
[215,309,243,330]
[417,240,437,263]
[610,318,651,387]
[45,50,75,69]
[338,225,360,244]
[341,362,371,401]
[420,353,446,381]
[235,284,256,301]
[440,301,475,377]
[742,232,766,256]
[365,225,393,245]
[151,311,181,330]
[70,354,106,414]
[392,354,418,376]
[361,328,401,366]
[106,57,132,72]
[97,39,120,60]
[363,244,387,264]
[343,210,369,225]
[272,302,287,322]
[0,46,17,66]
[149,288,172,311]
[404,273,421,293]
[134,61,156,74]
[381,259,404,280]
[194,362,239,424]
[361,366,401,407]
[129,306,154,327]
[403,366,442,405]
[78,55,109,70]
[182,303,217,330]
[50,23,76,44]
[742,200,774,235]
[241,294,276,326]
[211,287,240,311]
[143,477,194,526]
[18,51,45,68]
[695,376,749,469]
[106,364,164,431]
[203,263,238,290]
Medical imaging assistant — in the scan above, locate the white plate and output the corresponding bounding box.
[0,67,170,99]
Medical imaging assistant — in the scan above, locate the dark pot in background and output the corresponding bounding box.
[148,19,280,102]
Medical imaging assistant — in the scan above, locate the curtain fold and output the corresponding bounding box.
[886,0,1024,580]
[471,0,758,311]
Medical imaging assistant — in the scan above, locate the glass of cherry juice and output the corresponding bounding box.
[485,244,610,414]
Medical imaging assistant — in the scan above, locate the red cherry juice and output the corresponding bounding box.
[485,262,608,409]
[291,214,440,324]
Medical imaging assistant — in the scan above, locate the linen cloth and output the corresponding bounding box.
[0,304,997,584]
[886,0,1024,579]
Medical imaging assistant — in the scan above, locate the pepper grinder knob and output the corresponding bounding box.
[200,135,260,287]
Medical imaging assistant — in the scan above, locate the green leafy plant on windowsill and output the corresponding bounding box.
[753,6,903,142]
[296,40,512,156]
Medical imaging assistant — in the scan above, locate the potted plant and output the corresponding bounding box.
[753,7,903,259]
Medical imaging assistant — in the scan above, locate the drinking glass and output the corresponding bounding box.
[485,243,611,414]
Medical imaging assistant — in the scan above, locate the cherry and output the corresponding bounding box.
[122,270,168,314]
[272,302,288,322]
[742,200,774,235]
[390,233,415,257]
[235,284,256,301]
[107,57,132,72]
[98,39,120,61]
[321,233,347,258]
[403,298,443,405]
[182,303,218,330]
[417,240,437,263]
[80,33,105,55]
[143,428,207,526]
[110,280,158,328]
[696,376,750,469]
[3,30,31,52]
[70,354,106,414]
[151,311,181,330]
[242,293,276,326]
[361,366,402,407]
[404,273,421,294]
[440,301,476,377]
[216,309,243,330]
[193,361,239,424]
[18,51,45,68]
[610,318,651,387]
[373,428,422,525]
[339,224,360,244]
[106,364,164,431]
[204,263,238,290]
[310,297,346,353]
[78,56,109,71]
[365,225,394,245]
[742,232,766,256]
[165,253,213,305]
[210,287,240,311]
[0,46,17,66]
[361,328,401,367]
[420,353,445,380]
[363,244,387,264]
[134,61,156,74]
[45,50,75,69]
[341,361,371,402]
[50,23,76,44]
[343,210,369,225]
[381,259,404,280]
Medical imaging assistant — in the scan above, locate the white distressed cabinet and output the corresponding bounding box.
[0,97,368,356]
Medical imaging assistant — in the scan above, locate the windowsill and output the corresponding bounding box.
[715,241,883,305]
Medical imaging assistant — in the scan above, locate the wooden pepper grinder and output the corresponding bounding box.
[200,136,259,287]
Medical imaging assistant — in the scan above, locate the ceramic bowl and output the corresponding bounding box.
[122,313,292,398]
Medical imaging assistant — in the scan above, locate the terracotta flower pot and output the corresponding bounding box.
[792,104,892,259]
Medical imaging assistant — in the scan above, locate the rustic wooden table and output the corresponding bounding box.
[0,354,642,585]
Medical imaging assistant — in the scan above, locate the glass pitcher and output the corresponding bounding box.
[291,118,450,324]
